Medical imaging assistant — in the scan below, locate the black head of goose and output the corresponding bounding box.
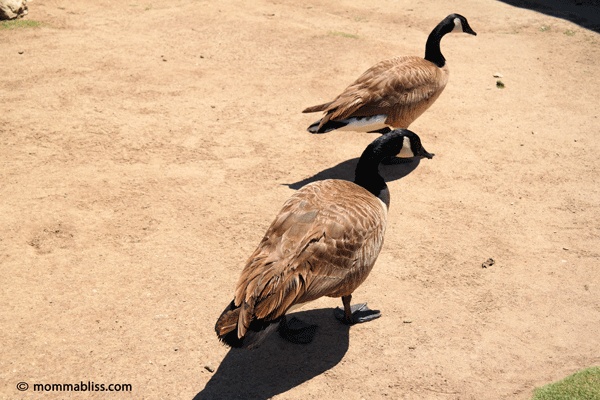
[215,129,433,349]
[303,14,476,134]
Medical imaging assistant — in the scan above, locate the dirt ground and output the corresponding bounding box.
[1,0,599,399]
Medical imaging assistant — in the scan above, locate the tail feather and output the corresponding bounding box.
[307,119,350,134]
[302,102,331,114]
[307,120,322,134]
[215,300,281,349]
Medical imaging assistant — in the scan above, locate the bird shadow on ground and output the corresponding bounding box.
[194,308,350,400]
[283,157,422,190]
[498,0,600,33]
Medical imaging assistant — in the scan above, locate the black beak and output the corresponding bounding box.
[464,24,477,36]
[419,148,435,159]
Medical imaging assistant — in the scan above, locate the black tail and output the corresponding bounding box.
[307,120,323,134]
[307,119,349,134]
[215,300,281,349]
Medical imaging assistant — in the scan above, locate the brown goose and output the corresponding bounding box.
[303,14,476,134]
[215,129,434,349]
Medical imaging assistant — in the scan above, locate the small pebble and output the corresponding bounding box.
[493,73,503,78]
[482,258,495,268]
[205,363,215,373]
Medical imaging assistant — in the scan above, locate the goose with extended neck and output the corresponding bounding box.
[215,129,433,349]
[303,14,476,134]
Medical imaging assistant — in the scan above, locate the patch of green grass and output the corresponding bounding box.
[130,3,151,9]
[581,34,599,46]
[354,16,368,22]
[564,29,576,36]
[540,26,549,32]
[328,31,359,39]
[530,366,600,400]
[0,19,46,30]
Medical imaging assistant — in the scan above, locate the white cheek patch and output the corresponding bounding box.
[452,17,463,33]
[398,136,415,158]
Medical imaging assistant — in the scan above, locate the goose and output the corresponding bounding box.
[303,14,476,134]
[215,129,434,349]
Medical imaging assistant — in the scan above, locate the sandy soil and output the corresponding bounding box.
[1,0,599,399]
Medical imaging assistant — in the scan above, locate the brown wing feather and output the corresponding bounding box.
[306,56,449,130]
[302,102,333,113]
[232,179,387,339]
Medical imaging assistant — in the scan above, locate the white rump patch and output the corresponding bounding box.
[452,17,463,33]
[398,136,415,158]
[338,114,389,132]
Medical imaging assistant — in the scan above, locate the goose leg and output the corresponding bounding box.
[334,294,381,325]
[278,316,318,344]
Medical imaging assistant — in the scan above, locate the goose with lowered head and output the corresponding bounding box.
[215,129,434,349]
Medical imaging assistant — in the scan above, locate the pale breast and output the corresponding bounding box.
[385,58,450,127]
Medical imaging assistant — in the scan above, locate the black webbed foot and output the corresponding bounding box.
[278,316,318,344]
[333,302,381,325]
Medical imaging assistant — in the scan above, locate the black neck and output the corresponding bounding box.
[354,149,390,209]
[424,19,453,68]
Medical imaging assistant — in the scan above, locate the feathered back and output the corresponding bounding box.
[215,179,387,348]
[303,56,449,132]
